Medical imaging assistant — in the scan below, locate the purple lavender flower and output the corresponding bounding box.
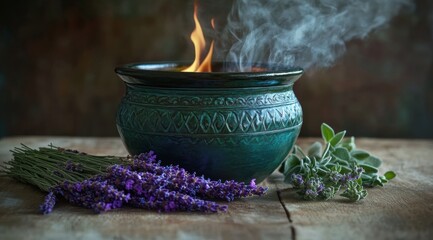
[352,166,364,179]
[127,153,268,201]
[291,174,304,187]
[305,189,319,199]
[94,202,113,212]
[340,174,349,184]
[339,166,364,185]
[65,160,83,172]
[129,188,228,213]
[302,178,325,200]
[40,191,56,214]
[105,165,228,213]
[328,171,342,183]
[54,179,130,213]
[125,179,134,190]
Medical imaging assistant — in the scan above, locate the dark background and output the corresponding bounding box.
[0,0,432,138]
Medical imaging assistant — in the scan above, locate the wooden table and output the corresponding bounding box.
[0,137,432,240]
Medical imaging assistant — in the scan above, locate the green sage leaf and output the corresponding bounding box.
[375,178,384,187]
[379,176,389,183]
[361,174,373,180]
[283,155,301,175]
[339,164,352,173]
[361,155,382,168]
[384,171,396,180]
[351,150,370,160]
[307,142,322,158]
[330,131,346,147]
[340,136,356,151]
[359,163,379,174]
[321,123,335,142]
[333,147,350,161]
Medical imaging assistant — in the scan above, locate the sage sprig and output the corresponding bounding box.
[280,123,396,201]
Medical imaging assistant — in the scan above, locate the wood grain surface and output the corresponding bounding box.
[0,137,432,240]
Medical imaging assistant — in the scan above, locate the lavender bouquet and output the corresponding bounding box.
[2,145,267,214]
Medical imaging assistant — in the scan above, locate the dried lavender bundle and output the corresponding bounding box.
[2,144,121,192]
[40,166,228,214]
[129,152,267,201]
[2,145,268,214]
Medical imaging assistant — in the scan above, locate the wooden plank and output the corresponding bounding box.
[279,138,433,240]
[0,137,293,240]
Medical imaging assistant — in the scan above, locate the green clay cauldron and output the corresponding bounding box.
[115,62,303,183]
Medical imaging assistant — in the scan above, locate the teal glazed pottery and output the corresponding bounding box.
[115,62,303,183]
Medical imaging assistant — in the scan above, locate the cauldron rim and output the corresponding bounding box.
[115,61,303,88]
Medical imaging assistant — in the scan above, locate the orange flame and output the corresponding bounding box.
[182,1,214,72]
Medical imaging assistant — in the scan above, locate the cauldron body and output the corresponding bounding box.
[115,62,303,183]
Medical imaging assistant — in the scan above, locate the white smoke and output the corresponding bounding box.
[218,0,413,71]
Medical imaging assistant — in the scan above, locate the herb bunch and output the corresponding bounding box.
[280,123,396,201]
[2,145,267,214]
[3,144,121,192]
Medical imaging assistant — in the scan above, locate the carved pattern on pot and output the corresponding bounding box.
[117,100,302,135]
[122,90,297,108]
